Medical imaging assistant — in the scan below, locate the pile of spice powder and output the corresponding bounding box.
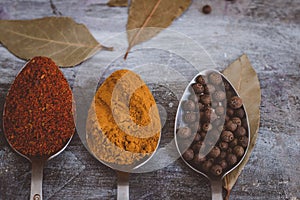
[3,56,75,157]
[86,69,161,166]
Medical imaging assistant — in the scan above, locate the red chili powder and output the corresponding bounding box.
[3,56,75,157]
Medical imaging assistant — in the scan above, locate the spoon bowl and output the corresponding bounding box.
[175,69,250,199]
[2,57,75,200]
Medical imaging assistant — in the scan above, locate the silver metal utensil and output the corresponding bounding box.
[175,69,250,200]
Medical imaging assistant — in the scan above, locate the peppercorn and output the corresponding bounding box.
[219,142,228,151]
[202,160,213,172]
[192,141,205,153]
[229,138,238,148]
[202,5,212,14]
[231,117,242,126]
[195,75,207,85]
[235,126,246,137]
[226,108,234,117]
[200,94,211,105]
[226,153,237,166]
[208,146,221,158]
[208,72,223,85]
[192,83,205,94]
[238,136,248,148]
[177,127,192,139]
[221,131,234,142]
[219,160,228,170]
[205,84,216,94]
[233,145,244,158]
[225,120,238,132]
[183,148,194,161]
[182,100,196,111]
[229,96,243,109]
[213,90,226,102]
[183,112,197,123]
[234,108,245,118]
[193,153,206,165]
[224,81,231,91]
[215,106,225,116]
[202,123,212,132]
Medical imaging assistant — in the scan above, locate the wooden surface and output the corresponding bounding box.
[0,0,300,199]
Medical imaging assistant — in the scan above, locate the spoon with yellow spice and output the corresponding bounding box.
[85,69,161,199]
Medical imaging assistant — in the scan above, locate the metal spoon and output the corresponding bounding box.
[2,59,75,200]
[175,69,250,199]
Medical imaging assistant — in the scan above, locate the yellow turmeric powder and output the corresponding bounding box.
[86,69,161,166]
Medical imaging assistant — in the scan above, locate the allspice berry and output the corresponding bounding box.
[226,153,237,166]
[234,108,245,118]
[233,145,245,158]
[239,136,248,148]
[226,108,234,117]
[229,96,243,109]
[195,75,207,85]
[235,126,246,137]
[213,90,226,101]
[192,83,205,94]
[193,153,206,165]
[177,127,192,139]
[202,160,213,172]
[200,94,211,105]
[183,112,197,123]
[208,72,223,85]
[182,100,196,111]
[225,120,238,132]
[202,123,212,132]
[221,131,234,142]
[219,151,227,160]
[219,160,228,170]
[210,164,223,176]
[192,141,205,153]
[208,146,221,158]
[231,117,242,126]
[183,148,194,161]
[229,138,238,148]
[202,5,212,14]
[219,142,228,151]
[193,133,201,142]
[215,106,225,116]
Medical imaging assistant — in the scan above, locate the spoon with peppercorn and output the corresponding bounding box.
[175,69,250,199]
[2,57,75,200]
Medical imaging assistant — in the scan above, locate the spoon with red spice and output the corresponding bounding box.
[175,69,250,199]
[3,56,75,200]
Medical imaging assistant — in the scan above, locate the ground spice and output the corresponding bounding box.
[86,69,161,166]
[3,56,75,157]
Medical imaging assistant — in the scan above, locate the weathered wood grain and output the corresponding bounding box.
[0,0,299,199]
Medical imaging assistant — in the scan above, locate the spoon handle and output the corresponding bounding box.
[117,171,129,200]
[211,180,223,200]
[30,159,45,200]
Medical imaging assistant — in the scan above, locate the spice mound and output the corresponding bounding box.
[3,56,75,157]
[177,71,249,178]
[86,69,161,166]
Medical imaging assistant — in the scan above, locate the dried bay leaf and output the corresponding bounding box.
[0,17,112,67]
[222,54,261,199]
[107,0,128,7]
[125,0,191,58]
